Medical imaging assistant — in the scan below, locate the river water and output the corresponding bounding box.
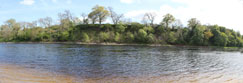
[0,44,243,83]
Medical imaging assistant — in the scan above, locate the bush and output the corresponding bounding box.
[167,32,176,44]
[81,32,90,42]
[144,26,154,34]
[99,32,110,42]
[115,24,126,33]
[137,29,147,43]
[147,34,155,43]
[125,32,134,43]
[60,31,69,41]
[114,32,121,42]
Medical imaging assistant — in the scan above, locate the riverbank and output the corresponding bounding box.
[0,42,173,46]
[1,42,242,49]
[0,63,174,83]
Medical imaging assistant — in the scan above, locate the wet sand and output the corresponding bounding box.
[0,63,242,83]
[0,63,77,83]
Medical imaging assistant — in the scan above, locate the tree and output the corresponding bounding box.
[227,33,237,46]
[58,10,74,31]
[204,30,214,45]
[115,24,126,33]
[175,28,186,44]
[190,26,205,45]
[81,13,89,24]
[88,11,98,24]
[142,12,156,26]
[57,10,76,41]
[162,13,175,29]
[73,17,82,25]
[125,32,134,42]
[213,29,228,46]
[0,6,243,47]
[204,30,214,40]
[137,29,147,42]
[58,10,74,22]
[108,7,124,25]
[130,22,144,32]
[60,31,69,41]
[0,25,13,41]
[20,22,36,29]
[99,32,110,42]
[81,32,90,42]
[172,19,183,29]
[101,24,113,32]
[188,18,200,30]
[38,17,53,28]
[167,32,176,44]
[4,19,21,40]
[147,34,155,43]
[88,5,110,24]
[143,26,154,34]
[114,32,121,42]
[156,25,165,34]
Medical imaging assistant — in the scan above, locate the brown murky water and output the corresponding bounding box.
[1,44,243,83]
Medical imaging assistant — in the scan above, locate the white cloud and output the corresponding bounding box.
[125,0,243,33]
[20,0,35,5]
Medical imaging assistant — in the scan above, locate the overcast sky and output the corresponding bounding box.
[1,0,243,33]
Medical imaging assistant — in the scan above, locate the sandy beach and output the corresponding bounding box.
[0,63,77,83]
[0,63,242,83]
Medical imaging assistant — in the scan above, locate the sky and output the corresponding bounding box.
[1,0,243,33]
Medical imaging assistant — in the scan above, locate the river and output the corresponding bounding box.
[0,43,243,83]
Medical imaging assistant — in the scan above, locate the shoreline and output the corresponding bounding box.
[0,63,78,83]
[0,42,241,49]
[0,42,173,46]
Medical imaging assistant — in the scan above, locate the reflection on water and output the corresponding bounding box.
[0,44,243,82]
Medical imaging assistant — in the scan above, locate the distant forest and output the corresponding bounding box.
[0,5,242,47]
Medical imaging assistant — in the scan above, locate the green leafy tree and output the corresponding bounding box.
[99,32,110,42]
[167,32,176,44]
[125,32,134,42]
[115,24,126,33]
[213,31,228,46]
[156,25,165,35]
[130,22,144,32]
[204,30,214,40]
[147,34,155,43]
[137,29,147,43]
[81,32,90,42]
[88,5,110,24]
[101,24,113,32]
[143,26,154,34]
[60,31,69,41]
[114,32,121,42]
[204,30,214,45]
[190,26,205,45]
[162,13,175,29]
[188,18,201,30]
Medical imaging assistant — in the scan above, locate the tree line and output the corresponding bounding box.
[0,5,242,47]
